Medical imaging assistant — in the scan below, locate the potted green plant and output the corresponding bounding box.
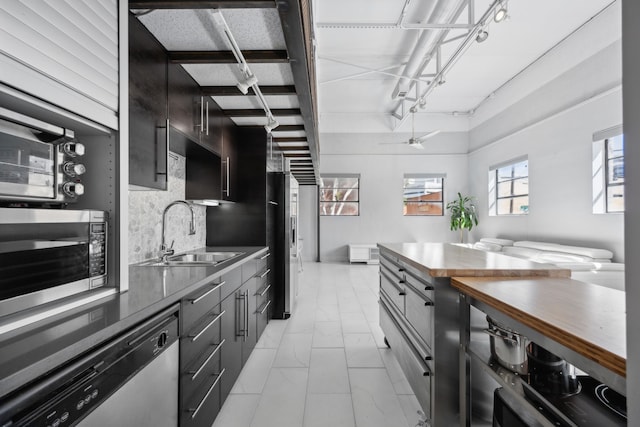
[446,192,479,243]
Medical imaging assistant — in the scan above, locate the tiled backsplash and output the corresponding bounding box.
[128,153,207,264]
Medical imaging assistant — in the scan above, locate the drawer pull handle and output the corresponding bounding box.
[258,283,271,297]
[424,301,434,306]
[399,291,406,296]
[258,300,271,315]
[260,252,271,260]
[257,268,271,279]
[190,339,225,381]
[190,310,225,342]
[425,286,434,291]
[190,281,225,305]
[189,368,225,419]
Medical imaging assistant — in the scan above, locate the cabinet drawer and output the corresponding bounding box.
[255,275,271,308]
[380,268,405,314]
[220,267,242,302]
[404,282,434,349]
[256,298,271,338]
[241,259,258,284]
[380,256,404,280]
[181,341,222,407]
[257,251,270,272]
[182,278,223,333]
[379,298,432,420]
[181,367,224,427]
[181,309,224,369]
[404,269,434,301]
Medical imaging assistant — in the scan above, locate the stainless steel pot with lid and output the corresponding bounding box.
[485,316,529,375]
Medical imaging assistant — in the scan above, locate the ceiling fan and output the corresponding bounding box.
[384,107,440,149]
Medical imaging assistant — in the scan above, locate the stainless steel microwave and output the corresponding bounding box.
[0,208,107,319]
[0,106,86,205]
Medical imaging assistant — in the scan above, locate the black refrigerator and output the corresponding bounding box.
[268,171,299,319]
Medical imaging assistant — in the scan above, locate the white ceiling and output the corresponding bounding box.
[314,0,616,134]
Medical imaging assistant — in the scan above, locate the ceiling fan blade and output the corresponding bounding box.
[415,130,441,141]
[410,142,425,149]
[380,141,409,145]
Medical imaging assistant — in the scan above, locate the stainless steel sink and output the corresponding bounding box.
[137,251,244,267]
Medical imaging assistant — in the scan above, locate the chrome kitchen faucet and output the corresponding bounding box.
[160,200,196,263]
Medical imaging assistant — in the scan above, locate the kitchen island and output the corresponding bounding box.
[451,276,626,426]
[377,242,571,426]
[0,246,268,426]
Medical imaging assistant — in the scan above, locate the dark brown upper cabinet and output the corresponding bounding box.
[128,13,168,190]
[221,116,238,201]
[167,63,202,149]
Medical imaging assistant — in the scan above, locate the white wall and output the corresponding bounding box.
[468,41,624,261]
[319,141,469,261]
[299,185,318,261]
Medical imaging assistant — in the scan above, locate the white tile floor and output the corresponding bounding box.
[213,262,423,427]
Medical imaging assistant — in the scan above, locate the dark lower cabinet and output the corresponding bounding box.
[180,252,267,426]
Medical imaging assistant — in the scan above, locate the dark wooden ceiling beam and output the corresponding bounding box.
[270,125,305,131]
[225,108,301,117]
[168,50,289,64]
[282,153,311,158]
[202,85,296,96]
[273,137,307,143]
[130,1,275,8]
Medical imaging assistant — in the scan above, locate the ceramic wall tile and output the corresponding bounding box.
[128,153,206,264]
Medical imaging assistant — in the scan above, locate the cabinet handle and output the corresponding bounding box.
[200,96,204,133]
[258,283,271,297]
[260,252,271,260]
[155,119,170,177]
[190,310,225,342]
[189,368,225,419]
[245,290,249,339]
[257,268,271,279]
[424,301,434,306]
[259,300,271,315]
[205,101,209,135]
[190,281,225,305]
[425,286,434,291]
[189,339,225,381]
[235,292,244,339]
[224,156,230,197]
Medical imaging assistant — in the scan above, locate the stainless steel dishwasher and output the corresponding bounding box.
[0,305,179,427]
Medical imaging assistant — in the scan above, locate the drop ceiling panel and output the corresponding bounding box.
[184,63,294,86]
[137,8,285,50]
[212,94,299,109]
[271,130,306,137]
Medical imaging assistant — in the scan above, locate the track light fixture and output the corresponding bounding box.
[475,29,489,43]
[236,74,258,95]
[264,115,279,133]
[494,1,508,23]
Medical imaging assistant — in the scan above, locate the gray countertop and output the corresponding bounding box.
[0,246,267,399]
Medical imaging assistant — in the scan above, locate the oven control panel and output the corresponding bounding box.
[88,222,106,277]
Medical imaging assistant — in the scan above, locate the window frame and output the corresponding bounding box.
[604,135,624,213]
[402,173,445,216]
[319,174,360,216]
[489,157,529,216]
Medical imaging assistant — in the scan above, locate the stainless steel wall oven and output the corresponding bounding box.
[0,208,108,322]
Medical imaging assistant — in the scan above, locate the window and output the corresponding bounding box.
[489,158,529,215]
[593,126,624,213]
[403,174,444,216]
[320,174,359,216]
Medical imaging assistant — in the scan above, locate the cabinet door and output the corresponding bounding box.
[128,14,168,190]
[220,290,242,404]
[168,63,201,144]
[221,118,238,201]
[200,98,223,155]
[242,279,258,364]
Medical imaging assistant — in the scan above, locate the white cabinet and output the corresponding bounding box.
[348,244,380,264]
[0,1,120,129]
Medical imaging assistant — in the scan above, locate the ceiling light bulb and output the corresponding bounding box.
[476,29,489,43]
[494,7,507,22]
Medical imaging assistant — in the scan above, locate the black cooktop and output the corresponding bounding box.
[524,375,626,426]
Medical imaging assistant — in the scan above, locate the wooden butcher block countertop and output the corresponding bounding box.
[378,243,571,278]
[450,276,626,378]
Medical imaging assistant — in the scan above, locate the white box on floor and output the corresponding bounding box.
[349,244,380,264]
